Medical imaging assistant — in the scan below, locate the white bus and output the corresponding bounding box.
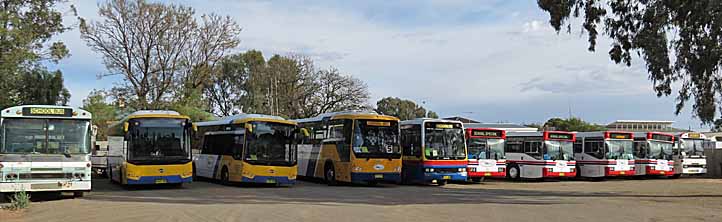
[672,132,709,177]
[574,131,635,178]
[505,131,576,180]
[0,105,92,197]
[632,132,675,177]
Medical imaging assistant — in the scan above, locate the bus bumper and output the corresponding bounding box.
[241,176,295,185]
[126,175,192,185]
[468,171,505,179]
[351,172,401,184]
[605,168,636,177]
[682,166,706,174]
[0,180,91,192]
[424,172,467,182]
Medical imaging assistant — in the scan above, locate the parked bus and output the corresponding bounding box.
[505,131,576,180]
[107,110,193,186]
[0,105,92,197]
[632,132,675,177]
[400,119,467,185]
[672,132,708,177]
[296,111,402,185]
[464,127,506,182]
[574,131,635,178]
[193,114,299,186]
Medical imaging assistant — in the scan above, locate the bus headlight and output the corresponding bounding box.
[498,168,504,172]
[394,167,402,172]
[458,168,466,172]
[353,167,362,172]
[469,168,476,172]
[425,168,435,173]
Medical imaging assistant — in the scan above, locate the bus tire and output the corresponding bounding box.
[73,191,85,198]
[324,163,337,186]
[220,167,230,185]
[471,177,483,183]
[508,165,521,181]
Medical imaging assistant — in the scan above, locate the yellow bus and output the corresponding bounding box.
[193,114,299,186]
[295,111,402,185]
[107,111,194,186]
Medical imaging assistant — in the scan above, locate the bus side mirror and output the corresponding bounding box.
[123,122,129,132]
[300,128,310,138]
[192,123,198,132]
[245,123,253,133]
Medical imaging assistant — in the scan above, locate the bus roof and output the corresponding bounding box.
[123,110,189,120]
[576,131,633,138]
[677,132,707,140]
[295,110,398,123]
[196,113,295,126]
[400,118,462,126]
[1,105,91,119]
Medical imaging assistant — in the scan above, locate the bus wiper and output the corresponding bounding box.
[63,150,72,158]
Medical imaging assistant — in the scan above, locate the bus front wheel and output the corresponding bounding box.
[508,165,521,181]
[324,164,337,186]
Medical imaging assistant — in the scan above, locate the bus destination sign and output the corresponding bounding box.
[22,107,73,117]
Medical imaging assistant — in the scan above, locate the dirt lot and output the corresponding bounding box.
[3,177,722,222]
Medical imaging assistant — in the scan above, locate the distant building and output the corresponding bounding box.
[443,116,537,132]
[443,116,479,123]
[606,120,677,132]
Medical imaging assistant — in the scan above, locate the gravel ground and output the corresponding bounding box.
[2,177,722,222]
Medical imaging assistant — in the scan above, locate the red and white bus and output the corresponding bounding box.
[504,131,576,180]
[633,132,675,177]
[464,128,506,182]
[574,131,635,178]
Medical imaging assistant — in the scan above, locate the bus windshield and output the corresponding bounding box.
[245,121,297,166]
[0,118,90,154]
[467,138,505,160]
[128,118,191,162]
[352,120,401,158]
[681,139,705,156]
[543,140,573,161]
[424,127,466,160]
[648,141,673,160]
[605,140,634,160]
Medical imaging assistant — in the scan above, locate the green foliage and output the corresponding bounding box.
[537,0,722,123]
[82,90,119,140]
[7,191,30,210]
[17,68,71,106]
[542,117,607,132]
[375,97,438,120]
[0,0,76,109]
[208,51,369,119]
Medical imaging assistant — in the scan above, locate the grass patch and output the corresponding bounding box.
[3,191,30,210]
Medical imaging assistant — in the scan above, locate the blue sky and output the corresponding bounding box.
[54,0,706,130]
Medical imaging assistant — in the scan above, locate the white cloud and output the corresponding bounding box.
[54,0,704,128]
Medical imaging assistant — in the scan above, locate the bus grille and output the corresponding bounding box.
[19,173,68,179]
[433,168,461,174]
[31,183,62,190]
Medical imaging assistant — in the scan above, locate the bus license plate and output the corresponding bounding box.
[620,171,626,175]
[559,173,565,176]
[374,174,383,179]
[689,170,699,173]
[266,179,276,184]
[660,172,666,175]
[443,176,451,180]
[155,179,167,184]
[484,173,491,176]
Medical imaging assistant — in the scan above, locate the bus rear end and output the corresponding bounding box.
[349,119,402,184]
[465,128,506,181]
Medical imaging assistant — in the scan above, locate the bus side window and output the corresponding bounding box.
[201,135,211,155]
[584,141,603,159]
[401,125,421,157]
[221,134,235,156]
[505,140,522,153]
[232,135,244,160]
[573,141,582,154]
[326,119,350,162]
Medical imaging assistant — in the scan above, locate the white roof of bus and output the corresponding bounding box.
[0,105,91,119]
[294,110,380,123]
[632,132,674,138]
[400,118,463,125]
[195,113,286,126]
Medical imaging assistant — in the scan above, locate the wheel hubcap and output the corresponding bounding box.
[510,168,518,178]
